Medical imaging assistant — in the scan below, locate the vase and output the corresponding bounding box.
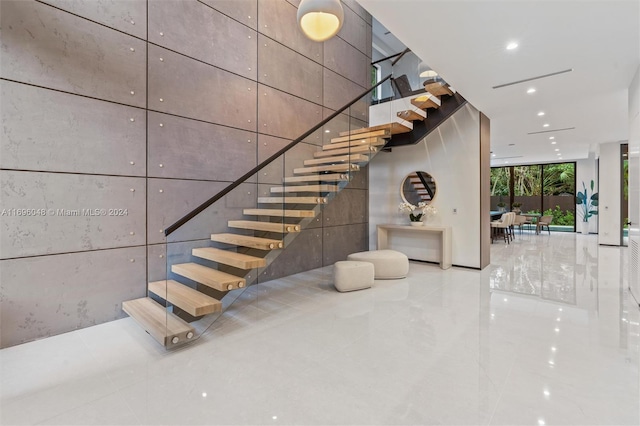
[410,221,424,227]
[580,221,589,235]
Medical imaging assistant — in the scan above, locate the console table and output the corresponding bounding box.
[377,224,452,269]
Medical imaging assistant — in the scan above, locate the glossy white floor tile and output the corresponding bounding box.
[1,233,638,425]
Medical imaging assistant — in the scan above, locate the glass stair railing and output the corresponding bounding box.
[123,50,443,349]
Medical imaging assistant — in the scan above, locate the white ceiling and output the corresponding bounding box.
[358,0,640,166]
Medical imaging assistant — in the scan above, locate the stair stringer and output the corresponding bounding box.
[385,92,468,148]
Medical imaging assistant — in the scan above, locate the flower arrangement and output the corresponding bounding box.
[398,201,437,222]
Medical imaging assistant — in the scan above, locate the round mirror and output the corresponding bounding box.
[401,171,437,205]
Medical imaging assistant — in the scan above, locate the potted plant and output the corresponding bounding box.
[496,201,506,212]
[398,201,437,226]
[512,202,522,214]
[576,180,598,235]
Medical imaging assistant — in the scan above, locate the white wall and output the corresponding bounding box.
[598,142,623,245]
[576,157,599,234]
[628,65,640,305]
[369,103,481,268]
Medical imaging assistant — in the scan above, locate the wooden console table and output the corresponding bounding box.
[377,224,452,269]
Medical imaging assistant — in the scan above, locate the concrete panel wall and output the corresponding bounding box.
[1,171,146,258]
[1,1,147,107]
[0,246,147,348]
[1,81,146,176]
[1,0,371,347]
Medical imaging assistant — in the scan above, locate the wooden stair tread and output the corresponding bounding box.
[314,145,376,158]
[294,164,359,174]
[258,196,327,204]
[228,220,301,233]
[211,233,283,250]
[324,137,386,151]
[122,297,194,347]
[271,184,339,193]
[424,82,454,97]
[243,208,315,218]
[330,129,390,143]
[192,246,267,269]
[337,122,411,137]
[303,154,369,166]
[283,174,349,183]
[171,263,245,291]
[397,110,425,121]
[148,280,221,317]
[411,94,441,109]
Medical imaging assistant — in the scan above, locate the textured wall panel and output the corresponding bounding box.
[342,0,372,25]
[323,223,368,265]
[148,179,257,244]
[258,85,323,142]
[324,35,369,88]
[148,240,217,283]
[0,246,146,348]
[322,189,368,227]
[0,1,146,108]
[257,0,322,63]
[258,34,322,104]
[336,4,368,55]
[259,229,323,281]
[148,112,257,181]
[149,0,257,80]
[350,164,369,190]
[257,134,290,185]
[323,69,369,120]
[200,0,258,29]
[322,109,368,145]
[1,81,146,176]
[1,171,145,259]
[39,0,147,38]
[148,45,256,131]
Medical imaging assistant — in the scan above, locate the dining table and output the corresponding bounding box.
[520,213,542,233]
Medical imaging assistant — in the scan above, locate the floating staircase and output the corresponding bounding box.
[123,75,459,348]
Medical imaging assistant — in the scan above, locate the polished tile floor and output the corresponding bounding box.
[1,233,639,425]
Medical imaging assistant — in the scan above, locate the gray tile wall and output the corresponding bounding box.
[0,0,371,348]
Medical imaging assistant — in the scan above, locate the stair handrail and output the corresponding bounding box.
[371,48,410,66]
[164,55,410,236]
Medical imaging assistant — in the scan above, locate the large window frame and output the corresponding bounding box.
[491,161,577,232]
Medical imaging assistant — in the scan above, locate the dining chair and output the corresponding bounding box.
[536,215,553,235]
[491,213,512,243]
[514,215,528,235]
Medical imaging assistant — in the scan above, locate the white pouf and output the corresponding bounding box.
[347,249,409,279]
[333,261,374,292]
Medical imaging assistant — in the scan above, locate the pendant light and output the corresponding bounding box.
[297,0,344,42]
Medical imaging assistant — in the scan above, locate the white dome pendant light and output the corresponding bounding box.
[297,0,344,42]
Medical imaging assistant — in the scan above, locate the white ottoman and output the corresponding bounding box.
[333,261,374,292]
[347,250,409,279]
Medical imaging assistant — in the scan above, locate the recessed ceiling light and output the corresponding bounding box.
[492,154,496,157]
[555,149,559,152]
[557,153,561,156]
[527,88,536,94]
[551,141,557,145]
[538,111,545,116]
[324,129,330,133]
[549,136,555,140]
[505,161,509,164]
[543,123,550,127]
[506,42,519,50]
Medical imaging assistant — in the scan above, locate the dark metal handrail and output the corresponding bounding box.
[370,48,411,66]
[165,73,399,236]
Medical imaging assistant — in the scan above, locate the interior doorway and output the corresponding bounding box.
[622,143,629,246]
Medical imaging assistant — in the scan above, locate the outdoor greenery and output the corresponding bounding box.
[542,206,575,226]
[490,163,575,196]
